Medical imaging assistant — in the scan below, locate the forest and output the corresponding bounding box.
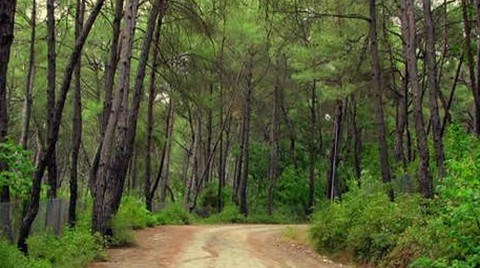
[0,0,479,267]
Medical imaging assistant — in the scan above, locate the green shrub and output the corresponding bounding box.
[310,176,422,265]
[0,240,50,268]
[203,204,246,224]
[155,204,194,225]
[110,195,155,245]
[27,229,104,268]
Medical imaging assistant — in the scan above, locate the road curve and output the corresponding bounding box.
[90,225,347,268]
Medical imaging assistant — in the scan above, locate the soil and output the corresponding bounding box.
[89,224,349,268]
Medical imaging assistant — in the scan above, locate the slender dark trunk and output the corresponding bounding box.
[461,0,480,135]
[267,82,279,216]
[326,100,344,200]
[423,0,446,177]
[239,55,253,216]
[102,0,124,134]
[18,0,106,252]
[145,13,162,212]
[306,80,317,215]
[69,0,85,227]
[158,99,174,205]
[20,0,36,149]
[401,0,434,199]
[46,0,58,199]
[369,0,394,201]
[0,0,17,242]
[89,0,124,188]
[351,96,362,182]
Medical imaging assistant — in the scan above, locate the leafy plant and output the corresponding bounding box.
[0,141,35,198]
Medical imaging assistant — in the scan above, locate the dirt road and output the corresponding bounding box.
[90,225,347,268]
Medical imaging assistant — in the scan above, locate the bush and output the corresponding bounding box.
[155,204,194,225]
[203,204,246,224]
[310,176,422,265]
[110,195,156,245]
[27,229,104,268]
[0,240,50,268]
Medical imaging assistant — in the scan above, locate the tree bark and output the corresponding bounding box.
[267,82,279,216]
[0,0,17,243]
[92,0,166,236]
[369,0,394,201]
[461,0,480,135]
[20,0,36,149]
[145,12,163,212]
[401,0,434,199]
[326,100,344,200]
[69,0,85,227]
[46,0,58,199]
[306,80,317,215]
[238,55,254,216]
[89,0,124,189]
[422,0,446,177]
[18,0,106,252]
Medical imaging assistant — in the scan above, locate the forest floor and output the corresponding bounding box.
[89,224,348,268]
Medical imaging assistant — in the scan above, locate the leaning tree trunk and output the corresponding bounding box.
[401,0,434,199]
[422,0,445,177]
[18,0,106,252]
[69,0,85,227]
[369,0,394,201]
[0,0,18,243]
[92,0,166,236]
[89,0,124,189]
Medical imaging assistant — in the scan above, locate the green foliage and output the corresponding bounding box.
[310,176,422,265]
[202,204,246,224]
[27,229,105,268]
[274,166,309,221]
[387,154,480,268]
[0,239,51,268]
[0,141,35,198]
[155,204,194,225]
[312,126,480,267]
[110,195,156,245]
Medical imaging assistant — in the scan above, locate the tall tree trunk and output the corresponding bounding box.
[92,0,165,236]
[46,0,58,199]
[18,0,106,252]
[369,0,394,201]
[0,0,17,243]
[267,82,279,216]
[351,96,362,182]
[159,99,174,205]
[461,0,480,134]
[89,0,124,189]
[69,0,85,227]
[102,0,124,134]
[92,0,139,236]
[239,55,254,216]
[422,0,446,177]
[401,0,434,199]
[145,12,163,212]
[306,80,317,215]
[326,100,344,200]
[20,0,36,149]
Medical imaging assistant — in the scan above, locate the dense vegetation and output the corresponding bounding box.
[0,0,479,267]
